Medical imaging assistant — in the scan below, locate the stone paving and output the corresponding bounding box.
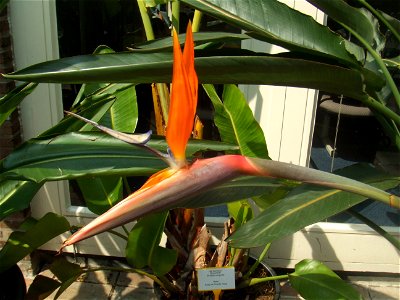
[18,254,399,300]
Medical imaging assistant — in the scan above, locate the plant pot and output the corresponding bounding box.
[153,259,280,300]
[221,259,280,300]
[0,264,27,300]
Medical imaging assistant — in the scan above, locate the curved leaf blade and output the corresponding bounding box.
[204,84,269,158]
[289,259,362,300]
[77,177,123,215]
[135,32,249,51]
[182,177,285,208]
[0,132,237,182]
[3,52,383,101]
[0,82,38,126]
[0,213,70,272]
[307,0,385,53]
[182,0,362,65]
[50,257,84,299]
[228,164,400,248]
[26,275,61,300]
[126,212,177,275]
[0,180,42,220]
[97,84,138,132]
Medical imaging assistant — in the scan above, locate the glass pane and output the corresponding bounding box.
[310,13,399,227]
[310,93,399,226]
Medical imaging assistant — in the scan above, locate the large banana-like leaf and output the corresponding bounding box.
[3,51,384,101]
[0,132,238,182]
[182,0,363,65]
[227,163,400,248]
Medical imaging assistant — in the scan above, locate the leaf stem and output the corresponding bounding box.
[107,229,128,241]
[373,113,400,151]
[359,96,400,126]
[137,0,155,41]
[242,243,271,280]
[346,208,400,251]
[171,1,180,32]
[123,177,132,194]
[192,10,203,32]
[122,225,130,236]
[238,274,288,289]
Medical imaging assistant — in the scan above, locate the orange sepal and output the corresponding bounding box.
[166,23,198,167]
[135,168,177,194]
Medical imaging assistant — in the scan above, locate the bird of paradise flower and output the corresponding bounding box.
[62,23,399,251]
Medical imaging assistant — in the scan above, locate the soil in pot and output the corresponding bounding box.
[221,261,279,300]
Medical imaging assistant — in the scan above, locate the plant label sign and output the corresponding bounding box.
[197,267,235,291]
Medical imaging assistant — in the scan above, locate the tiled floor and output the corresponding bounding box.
[19,254,399,300]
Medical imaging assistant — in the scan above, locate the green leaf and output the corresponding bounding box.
[0,0,9,13]
[135,32,249,51]
[0,180,42,220]
[289,259,362,300]
[144,0,169,7]
[50,257,83,283]
[307,0,385,53]
[0,132,237,182]
[3,51,383,101]
[99,85,138,132]
[227,164,400,248]
[227,200,253,228]
[41,97,115,136]
[126,212,177,275]
[0,82,38,126]
[379,10,400,40]
[181,177,283,208]
[72,82,138,216]
[384,56,400,69]
[182,0,362,65]
[71,45,116,108]
[26,275,61,300]
[49,257,84,299]
[204,83,270,220]
[204,84,269,159]
[77,177,123,215]
[0,213,70,272]
[0,132,164,182]
[251,182,296,210]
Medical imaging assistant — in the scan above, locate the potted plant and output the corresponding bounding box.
[0,0,399,299]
